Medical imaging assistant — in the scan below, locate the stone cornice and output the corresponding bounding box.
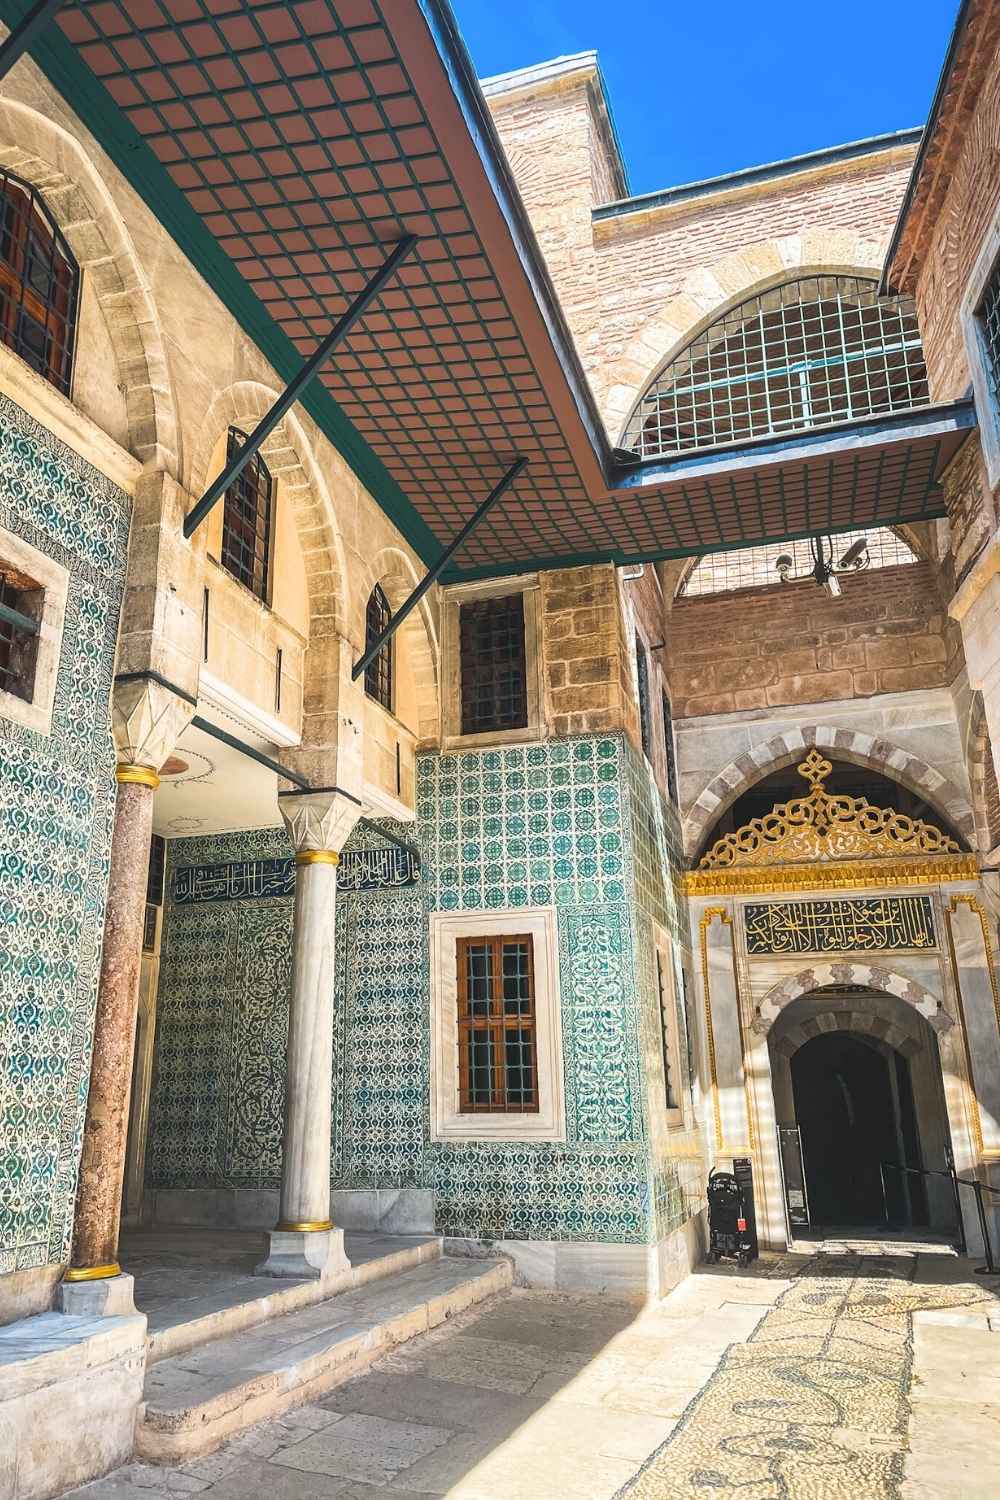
[593,144,918,243]
[683,855,981,897]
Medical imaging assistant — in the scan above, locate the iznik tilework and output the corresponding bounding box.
[0,395,130,1272]
[148,734,698,1246]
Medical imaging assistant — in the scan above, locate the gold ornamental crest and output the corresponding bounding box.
[698,749,962,869]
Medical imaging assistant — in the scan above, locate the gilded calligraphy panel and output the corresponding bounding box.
[744,896,936,955]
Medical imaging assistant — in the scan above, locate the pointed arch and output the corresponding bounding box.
[191,382,347,639]
[966,692,1000,854]
[354,545,440,745]
[682,727,975,857]
[601,232,887,441]
[0,96,177,466]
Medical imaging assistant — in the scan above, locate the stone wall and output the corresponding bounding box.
[0,396,130,1299]
[488,67,915,432]
[664,564,959,719]
[146,735,698,1261]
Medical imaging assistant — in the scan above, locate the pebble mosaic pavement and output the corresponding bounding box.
[618,1251,999,1499]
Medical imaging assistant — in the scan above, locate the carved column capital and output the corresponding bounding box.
[112,677,194,774]
[278,788,363,856]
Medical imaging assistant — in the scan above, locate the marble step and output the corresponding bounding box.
[136,1255,512,1462]
[145,1233,443,1366]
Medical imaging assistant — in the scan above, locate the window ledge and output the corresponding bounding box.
[0,340,140,493]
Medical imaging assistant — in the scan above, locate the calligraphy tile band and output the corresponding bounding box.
[744,895,936,955]
[172,848,419,904]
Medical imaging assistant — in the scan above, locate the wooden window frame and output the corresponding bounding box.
[661,687,678,804]
[220,427,274,602]
[364,582,393,712]
[0,170,78,397]
[456,933,539,1114]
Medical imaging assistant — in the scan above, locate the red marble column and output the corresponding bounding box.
[65,764,159,1281]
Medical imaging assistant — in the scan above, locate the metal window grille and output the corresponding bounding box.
[0,170,78,397]
[979,259,1000,399]
[680,526,918,598]
[0,573,42,702]
[661,689,678,804]
[623,275,928,459]
[364,583,393,711]
[656,949,679,1111]
[459,594,527,735]
[220,428,273,601]
[636,634,652,760]
[456,935,538,1113]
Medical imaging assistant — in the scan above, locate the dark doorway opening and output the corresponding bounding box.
[791,1031,928,1228]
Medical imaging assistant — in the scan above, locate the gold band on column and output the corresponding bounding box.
[275,1219,334,1232]
[63,1261,122,1282]
[115,764,160,790]
[294,850,339,867]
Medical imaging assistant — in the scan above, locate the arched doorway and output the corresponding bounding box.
[769,987,956,1237]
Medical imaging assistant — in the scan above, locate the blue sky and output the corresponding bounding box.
[452,0,957,198]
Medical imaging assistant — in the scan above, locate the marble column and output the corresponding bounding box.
[257,789,362,1280]
[60,764,159,1315]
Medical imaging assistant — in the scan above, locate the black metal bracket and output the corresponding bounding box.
[352,456,528,682]
[183,234,418,540]
[0,0,64,82]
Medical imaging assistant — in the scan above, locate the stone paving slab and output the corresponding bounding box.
[63,1250,1000,1500]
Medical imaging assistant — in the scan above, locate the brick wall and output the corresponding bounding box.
[664,563,960,718]
[915,43,1000,403]
[592,158,914,386]
[488,74,914,425]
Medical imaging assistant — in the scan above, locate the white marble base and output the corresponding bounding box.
[147,1186,437,1235]
[0,1309,146,1500]
[255,1227,351,1280]
[444,1216,705,1300]
[57,1272,137,1317]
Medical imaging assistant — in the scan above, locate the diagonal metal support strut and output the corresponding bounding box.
[352,456,528,682]
[0,0,64,81]
[183,234,418,539]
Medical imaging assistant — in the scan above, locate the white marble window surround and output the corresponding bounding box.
[0,525,68,737]
[654,923,686,1129]
[440,573,543,749]
[961,205,1000,492]
[429,906,565,1141]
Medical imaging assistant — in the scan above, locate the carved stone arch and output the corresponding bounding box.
[768,986,932,1060]
[355,546,440,744]
[191,382,347,639]
[602,233,887,442]
[756,962,942,1033]
[0,97,177,467]
[683,727,975,858]
[966,691,1000,854]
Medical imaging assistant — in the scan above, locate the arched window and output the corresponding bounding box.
[0,169,78,396]
[679,526,919,598]
[623,275,928,459]
[364,582,393,711]
[221,428,273,601]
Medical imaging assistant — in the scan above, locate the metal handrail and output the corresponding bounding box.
[881,1159,997,1275]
